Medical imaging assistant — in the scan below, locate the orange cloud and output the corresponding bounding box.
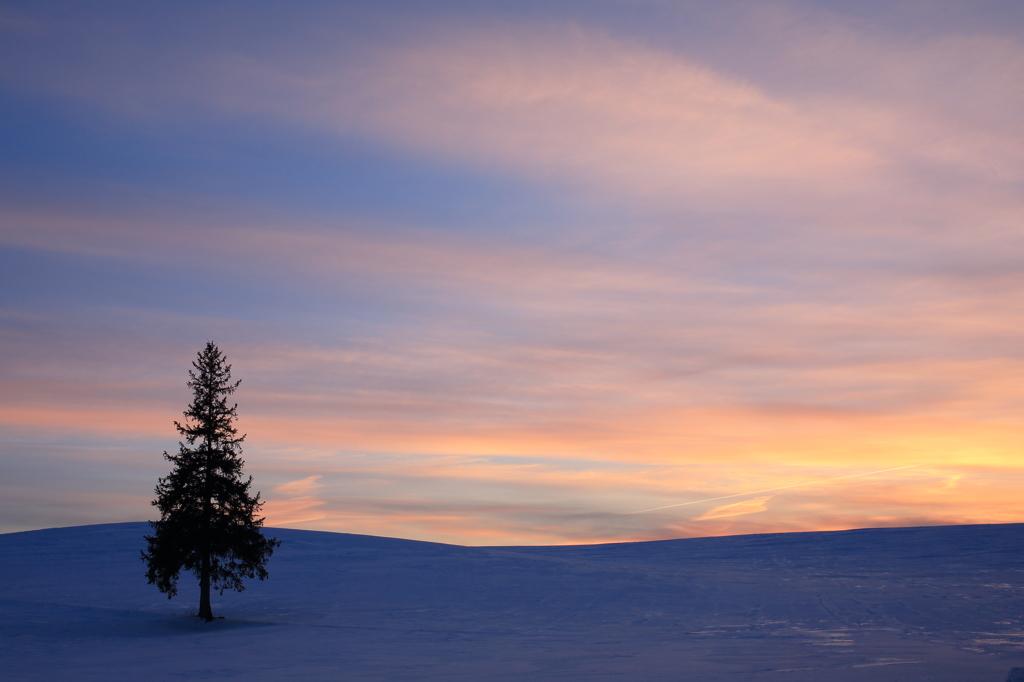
[261,496,326,527]
[271,474,323,496]
[695,496,772,521]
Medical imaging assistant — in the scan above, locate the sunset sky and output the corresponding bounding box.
[2,1,1024,545]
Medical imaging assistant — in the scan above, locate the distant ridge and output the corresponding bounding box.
[7,519,1024,548]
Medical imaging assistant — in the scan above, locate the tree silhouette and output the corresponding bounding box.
[142,342,280,621]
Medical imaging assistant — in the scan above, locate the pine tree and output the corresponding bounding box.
[142,342,280,621]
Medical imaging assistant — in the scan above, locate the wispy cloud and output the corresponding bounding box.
[696,496,772,521]
[271,474,323,496]
[312,25,879,200]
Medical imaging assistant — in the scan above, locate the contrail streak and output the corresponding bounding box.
[626,464,921,515]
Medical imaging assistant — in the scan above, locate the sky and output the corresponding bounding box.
[2,0,1024,546]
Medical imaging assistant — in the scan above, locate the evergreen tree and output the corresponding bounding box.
[142,342,280,621]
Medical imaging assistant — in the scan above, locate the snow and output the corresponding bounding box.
[2,523,1024,681]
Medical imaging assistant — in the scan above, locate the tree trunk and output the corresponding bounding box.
[199,443,214,622]
[198,550,213,621]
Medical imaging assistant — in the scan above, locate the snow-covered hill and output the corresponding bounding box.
[2,523,1023,681]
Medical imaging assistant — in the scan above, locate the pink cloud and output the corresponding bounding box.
[154,23,891,216]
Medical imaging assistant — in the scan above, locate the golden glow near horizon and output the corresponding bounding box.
[2,2,1024,544]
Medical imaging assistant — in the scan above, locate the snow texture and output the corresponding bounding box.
[2,522,1024,681]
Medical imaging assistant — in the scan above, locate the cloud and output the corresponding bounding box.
[272,474,323,496]
[261,496,326,527]
[22,14,879,201]
[4,3,1024,544]
[9,9,1024,212]
[264,476,326,526]
[311,25,878,202]
[695,496,772,521]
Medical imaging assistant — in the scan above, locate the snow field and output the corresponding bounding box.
[2,523,1024,680]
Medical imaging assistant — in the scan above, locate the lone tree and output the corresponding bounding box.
[142,342,280,621]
